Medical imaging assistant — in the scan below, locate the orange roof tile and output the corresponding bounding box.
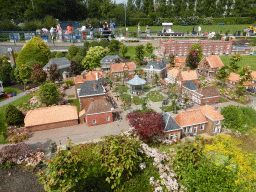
[174,57,186,68]
[74,76,84,84]
[200,105,224,120]
[168,68,180,77]
[110,62,136,72]
[174,108,207,127]
[181,70,198,81]
[79,109,86,117]
[87,99,113,114]
[227,72,240,83]
[206,55,224,69]
[25,105,78,127]
[251,71,256,80]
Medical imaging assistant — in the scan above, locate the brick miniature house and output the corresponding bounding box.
[174,57,186,68]
[79,99,114,126]
[158,38,233,57]
[74,71,105,97]
[165,68,180,84]
[177,69,198,87]
[77,80,106,112]
[250,71,256,90]
[110,62,136,81]
[100,55,122,71]
[174,105,224,137]
[25,105,78,132]
[198,55,224,77]
[226,72,251,89]
[162,112,182,140]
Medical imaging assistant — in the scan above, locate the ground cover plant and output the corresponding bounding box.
[68,99,80,112]
[121,94,131,104]
[3,87,23,94]
[220,55,256,71]
[132,96,143,105]
[146,91,164,102]
[116,86,129,94]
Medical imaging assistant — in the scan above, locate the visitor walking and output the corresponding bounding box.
[50,26,56,42]
[198,25,201,36]
[66,23,74,43]
[137,23,140,36]
[88,23,94,38]
[81,25,86,39]
[110,20,115,33]
[99,21,103,35]
[56,24,62,40]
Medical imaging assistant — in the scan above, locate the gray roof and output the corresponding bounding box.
[128,75,146,85]
[78,80,105,97]
[101,55,121,64]
[232,45,251,51]
[183,81,198,91]
[162,112,181,132]
[144,59,168,70]
[43,57,71,70]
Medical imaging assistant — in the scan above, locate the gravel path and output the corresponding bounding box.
[0,92,27,108]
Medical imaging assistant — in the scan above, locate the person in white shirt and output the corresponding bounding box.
[81,25,86,39]
[198,25,201,36]
[50,26,56,41]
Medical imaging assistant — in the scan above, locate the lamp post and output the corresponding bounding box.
[124,2,127,28]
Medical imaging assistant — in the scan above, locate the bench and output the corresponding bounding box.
[218,23,225,25]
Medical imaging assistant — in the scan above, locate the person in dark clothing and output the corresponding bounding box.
[99,21,103,35]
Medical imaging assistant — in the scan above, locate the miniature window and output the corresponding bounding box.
[106,116,110,121]
[216,121,220,125]
[188,126,192,133]
[165,135,169,140]
[213,127,217,133]
[92,120,96,124]
[200,124,205,130]
[170,134,174,140]
[183,127,186,133]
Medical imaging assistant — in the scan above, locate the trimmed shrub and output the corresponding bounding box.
[0,60,12,84]
[0,20,21,31]
[16,37,51,67]
[55,52,64,58]
[5,104,25,126]
[38,82,60,106]
[66,45,79,60]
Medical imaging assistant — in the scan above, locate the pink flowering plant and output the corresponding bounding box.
[6,126,30,143]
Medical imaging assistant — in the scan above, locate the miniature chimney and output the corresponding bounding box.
[94,82,97,91]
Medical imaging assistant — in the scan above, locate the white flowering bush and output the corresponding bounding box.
[6,126,30,143]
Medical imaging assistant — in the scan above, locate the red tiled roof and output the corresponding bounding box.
[87,99,113,115]
[227,72,240,83]
[251,71,256,80]
[74,71,105,84]
[110,62,136,72]
[74,76,84,84]
[181,70,198,81]
[25,105,78,127]
[200,105,224,120]
[206,55,224,69]
[174,108,207,127]
[168,68,180,77]
[197,86,220,97]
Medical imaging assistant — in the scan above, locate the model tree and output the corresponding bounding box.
[216,65,230,86]
[66,45,79,60]
[5,104,25,126]
[0,60,12,84]
[126,110,164,143]
[186,49,200,69]
[30,64,47,85]
[82,46,107,70]
[189,43,203,61]
[145,42,154,54]
[38,81,60,106]
[168,53,175,68]
[47,64,60,82]
[229,53,242,73]
[19,64,32,90]
[119,45,128,59]
[135,45,145,63]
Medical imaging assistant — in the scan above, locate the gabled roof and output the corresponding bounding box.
[100,55,121,63]
[74,71,106,84]
[200,105,224,121]
[183,80,198,91]
[174,57,186,67]
[251,71,256,81]
[168,68,180,77]
[87,99,113,115]
[144,60,167,70]
[78,80,105,97]
[43,57,71,70]
[205,55,224,69]
[174,108,207,127]
[181,70,198,81]
[162,112,181,132]
[110,62,136,72]
[227,72,240,83]
[196,85,220,98]
[74,76,84,84]
[25,105,78,127]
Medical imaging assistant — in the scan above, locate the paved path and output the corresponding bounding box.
[0,92,27,108]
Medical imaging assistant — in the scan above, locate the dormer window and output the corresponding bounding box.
[150,65,154,70]
[216,121,220,125]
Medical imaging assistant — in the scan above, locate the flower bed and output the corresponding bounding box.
[147,91,164,102]
[6,126,30,144]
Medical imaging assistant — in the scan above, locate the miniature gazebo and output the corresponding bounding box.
[128,75,146,95]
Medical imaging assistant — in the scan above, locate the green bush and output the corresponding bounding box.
[42,15,56,29]
[38,143,111,192]
[50,51,57,59]
[64,79,74,87]
[25,59,44,68]
[0,61,12,84]
[78,47,87,57]
[55,52,64,58]
[99,40,109,48]
[89,41,100,48]
[38,82,60,106]
[22,20,42,31]
[72,54,84,66]
[5,104,25,126]
[16,37,51,67]
[0,20,20,31]
[66,45,79,60]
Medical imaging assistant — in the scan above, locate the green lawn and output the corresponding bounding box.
[69,99,80,112]
[127,24,250,34]
[124,46,152,59]
[121,94,131,104]
[0,94,31,144]
[117,86,129,94]
[68,95,75,98]
[219,97,228,103]
[4,87,23,94]
[220,55,256,71]
[132,96,143,105]
[146,91,164,102]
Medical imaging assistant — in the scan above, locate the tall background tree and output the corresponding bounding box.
[186,49,200,69]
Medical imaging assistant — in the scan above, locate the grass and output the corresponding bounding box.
[68,99,80,112]
[127,24,250,34]
[0,94,31,144]
[219,97,228,103]
[133,96,143,105]
[4,87,23,94]
[220,55,256,71]
[68,95,75,98]
[117,86,129,94]
[143,85,152,90]
[121,94,131,104]
[146,91,164,102]
[124,46,152,59]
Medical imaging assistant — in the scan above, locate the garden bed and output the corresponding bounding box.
[146,91,164,102]
[121,94,131,104]
[133,96,143,105]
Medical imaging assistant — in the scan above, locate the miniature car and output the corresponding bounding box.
[3,94,13,98]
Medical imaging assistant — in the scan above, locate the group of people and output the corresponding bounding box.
[43,20,116,43]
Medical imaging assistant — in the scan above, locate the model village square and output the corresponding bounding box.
[1,21,256,191]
